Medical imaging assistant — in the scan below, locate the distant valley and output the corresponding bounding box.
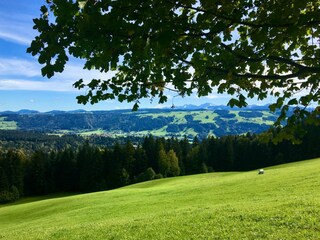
[0,104,280,139]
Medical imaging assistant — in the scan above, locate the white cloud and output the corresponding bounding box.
[152,104,170,109]
[0,31,31,46]
[0,57,117,92]
[0,58,41,77]
[0,11,35,46]
[204,94,220,99]
[56,62,116,83]
[0,78,75,92]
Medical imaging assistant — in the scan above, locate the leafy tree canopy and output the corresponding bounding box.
[28,0,320,136]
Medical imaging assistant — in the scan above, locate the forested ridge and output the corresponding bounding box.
[0,130,142,153]
[1,124,320,204]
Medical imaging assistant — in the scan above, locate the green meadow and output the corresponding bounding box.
[1,158,320,239]
[0,117,17,130]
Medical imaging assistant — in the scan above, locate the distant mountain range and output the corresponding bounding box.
[175,103,271,110]
[0,104,281,139]
[0,104,272,114]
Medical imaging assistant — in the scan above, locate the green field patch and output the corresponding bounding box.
[207,130,217,138]
[1,158,320,239]
[48,130,74,136]
[181,127,198,138]
[79,129,106,136]
[192,110,219,124]
[0,117,17,130]
[134,126,169,137]
[170,112,189,124]
[137,111,189,124]
[232,110,275,125]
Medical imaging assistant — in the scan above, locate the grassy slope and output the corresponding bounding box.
[0,117,17,130]
[134,110,275,138]
[1,158,320,239]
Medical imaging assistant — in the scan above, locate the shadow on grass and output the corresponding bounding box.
[0,192,82,208]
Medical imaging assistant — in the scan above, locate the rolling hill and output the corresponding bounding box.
[1,158,319,239]
[0,105,282,139]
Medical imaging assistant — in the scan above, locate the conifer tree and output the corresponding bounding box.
[0,167,9,192]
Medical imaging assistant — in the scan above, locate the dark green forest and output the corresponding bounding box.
[1,124,320,204]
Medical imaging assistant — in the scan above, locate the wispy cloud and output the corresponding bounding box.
[0,11,35,46]
[0,58,41,77]
[0,31,31,46]
[56,62,116,83]
[204,94,220,99]
[0,78,75,92]
[0,56,116,92]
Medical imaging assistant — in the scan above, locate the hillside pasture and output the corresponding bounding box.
[1,109,279,139]
[0,117,17,130]
[1,158,319,239]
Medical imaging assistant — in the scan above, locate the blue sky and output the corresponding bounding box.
[0,1,272,112]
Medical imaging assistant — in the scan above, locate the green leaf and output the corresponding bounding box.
[73,79,84,89]
[88,79,100,89]
[132,102,139,111]
[76,95,89,104]
[287,98,298,105]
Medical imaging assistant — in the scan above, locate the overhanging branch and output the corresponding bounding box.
[166,0,320,29]
[220,43,320,74]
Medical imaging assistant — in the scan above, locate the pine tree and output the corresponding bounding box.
[143,135,158,172]
[224,136,235,171]
[0,167,9,192]
[132,146,148,177]
[77,143,105,192]
[4,150,26,196]
[24,150,48,195]
[54,148,77,192]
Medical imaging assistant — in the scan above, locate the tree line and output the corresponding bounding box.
[1,125,320,203]
[0,130,142,154]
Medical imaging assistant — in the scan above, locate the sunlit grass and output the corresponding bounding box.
[192,111,219,124]
[0,117,17,130]
[78,129,106,136]
[137,111,189,124]
[1,158,320,239]
[137,126,169,137]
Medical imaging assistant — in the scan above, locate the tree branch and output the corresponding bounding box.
[220,43,320,74]
[166,0,320,28]
[220,43,266,63]
[175,53,314,81]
